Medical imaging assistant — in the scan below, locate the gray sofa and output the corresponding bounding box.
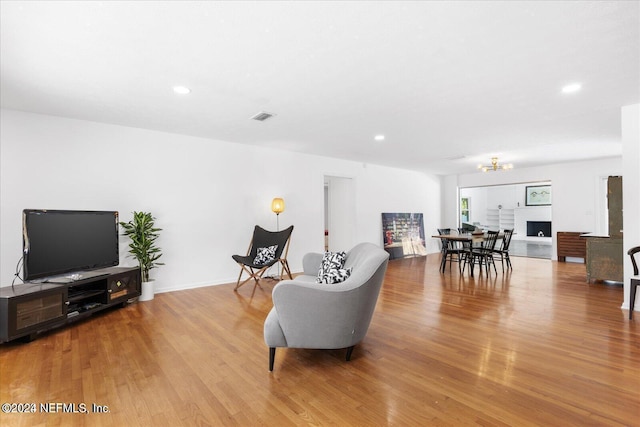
[264,242,390,371]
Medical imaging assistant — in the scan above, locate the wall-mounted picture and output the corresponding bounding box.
[525,185,552,206]
[381,212,426,260]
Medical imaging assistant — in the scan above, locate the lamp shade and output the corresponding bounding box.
[271,198,285,214]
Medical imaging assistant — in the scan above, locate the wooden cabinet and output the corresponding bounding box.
[3,287,67,341]
[557,232,587,262]
[106,269,141,304]
[0,266,140,343]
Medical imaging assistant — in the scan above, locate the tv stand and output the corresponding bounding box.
[0,266,140,343]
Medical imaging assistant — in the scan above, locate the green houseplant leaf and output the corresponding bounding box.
[119,211,164,282]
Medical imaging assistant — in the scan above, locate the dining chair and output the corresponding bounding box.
[492,229,514,272]
[628,246,640,319]
[467,230,499,277]
[437,228,464,273]
[459,239,474,275]
[437,228,451,256]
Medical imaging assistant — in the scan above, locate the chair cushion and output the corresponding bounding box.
[316,251,352,284]
[253,245,278,265]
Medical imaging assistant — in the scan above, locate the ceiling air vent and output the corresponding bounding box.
[250,111,275,122]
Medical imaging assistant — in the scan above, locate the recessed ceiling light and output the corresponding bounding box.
[374,135,385,141]
[173,86,191,95]
[561,83,582,94]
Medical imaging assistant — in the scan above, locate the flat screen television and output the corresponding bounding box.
[23,209,119,281]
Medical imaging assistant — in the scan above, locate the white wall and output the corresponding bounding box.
[442,157,623,260]
[622,104,640,312]
[0,109,442,292]
[440,174,459,230]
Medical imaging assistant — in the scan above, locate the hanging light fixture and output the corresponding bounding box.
[478,157,513,172]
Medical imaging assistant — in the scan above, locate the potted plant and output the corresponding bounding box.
[119,211,164,301]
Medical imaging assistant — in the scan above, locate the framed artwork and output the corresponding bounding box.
[525,185,552,206]
[381,212,426,259]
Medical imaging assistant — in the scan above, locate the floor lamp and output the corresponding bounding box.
[271,198,285,279]
[271,197,285,231]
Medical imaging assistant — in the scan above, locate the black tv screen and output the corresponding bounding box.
[23,209,119,281]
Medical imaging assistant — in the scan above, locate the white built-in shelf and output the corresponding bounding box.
[486,208,515,230]
[499,209,515,229]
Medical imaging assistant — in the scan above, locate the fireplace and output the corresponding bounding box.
[527,221,552,237]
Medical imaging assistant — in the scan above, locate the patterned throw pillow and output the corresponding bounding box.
[316,251,352,284]
[253,245,278,265]
[318,266,352,284]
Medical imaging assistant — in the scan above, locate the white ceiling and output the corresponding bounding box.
[1,1,638,175]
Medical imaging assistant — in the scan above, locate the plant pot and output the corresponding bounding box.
[139,280,155,301]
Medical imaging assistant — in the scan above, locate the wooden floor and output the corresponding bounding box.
[1,255,638,426]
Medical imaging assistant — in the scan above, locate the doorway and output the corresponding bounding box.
[324,176,356,252]
[459,181,553,259]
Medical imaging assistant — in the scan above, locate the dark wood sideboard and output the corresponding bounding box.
[557,232,587,263]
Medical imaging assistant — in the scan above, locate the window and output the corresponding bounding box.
[460,197,470,224]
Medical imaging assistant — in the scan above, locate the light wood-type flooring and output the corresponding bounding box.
[1,255,638,426]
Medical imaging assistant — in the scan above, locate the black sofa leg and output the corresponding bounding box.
[269,347,276,371]
[345,346,354,361]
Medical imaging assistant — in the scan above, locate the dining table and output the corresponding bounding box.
[432,231,502,276]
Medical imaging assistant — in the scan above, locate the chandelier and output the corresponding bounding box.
[478,157,513,172]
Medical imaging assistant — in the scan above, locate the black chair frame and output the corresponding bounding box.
[437,228,465,273]
[628,246,640,319]
[232,225,294,291]
[492,229,514,272]
[465,230,499,277]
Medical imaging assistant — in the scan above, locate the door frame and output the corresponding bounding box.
[324,175,356,252]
